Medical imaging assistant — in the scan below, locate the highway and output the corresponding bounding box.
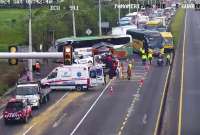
[178,9,200,135]
[0,57,170,135]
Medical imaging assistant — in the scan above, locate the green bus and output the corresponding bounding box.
[55,35,132,52]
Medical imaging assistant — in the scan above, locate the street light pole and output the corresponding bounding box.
[98,0,102,36]
[72,0,76,37]
[28,0,33,81]
[129,0,131,13]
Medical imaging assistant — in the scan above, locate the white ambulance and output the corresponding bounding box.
[40,64,105,91]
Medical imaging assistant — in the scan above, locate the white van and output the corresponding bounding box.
[41,64,105,91]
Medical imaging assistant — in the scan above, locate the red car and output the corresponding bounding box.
[3,98,32,124]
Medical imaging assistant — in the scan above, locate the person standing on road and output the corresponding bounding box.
[127,65,132,80]
[140,48,145,56]
[120,63,124,79]
[142,54,147,65]
[166,53,171,65]
[148,53,153,65]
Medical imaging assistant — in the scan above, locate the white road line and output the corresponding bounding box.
[48,92,69,111]
[142,114,147,124]
[178,10,187,135]
[52,113,67,128]
[70,80,113,135]
[23,123,37,135]
[22,92,69,135]
[0,115,3,120]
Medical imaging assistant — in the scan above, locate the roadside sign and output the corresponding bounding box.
[86,29,92,35]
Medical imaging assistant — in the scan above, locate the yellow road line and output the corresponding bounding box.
[178,10,187,135]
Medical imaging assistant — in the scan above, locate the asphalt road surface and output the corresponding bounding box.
[0,57,169,135]
[178,9,200,135]
[0,57,168,135]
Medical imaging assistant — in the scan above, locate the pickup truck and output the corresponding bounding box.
[15,82,51,109]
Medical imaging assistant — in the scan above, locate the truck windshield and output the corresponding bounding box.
[6,102,23,111]
[16,86,38,95]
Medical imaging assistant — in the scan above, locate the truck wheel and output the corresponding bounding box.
[76,86,82,91]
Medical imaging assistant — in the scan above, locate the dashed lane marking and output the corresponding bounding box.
[22,92,69,135]
[23,123,37,135]
[70,80,113,135]
[52,113,67,128]
[142,114,147,125]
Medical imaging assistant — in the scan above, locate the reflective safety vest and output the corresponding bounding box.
[142,55,147,60]
[128,63,132,69]
[141,50,145,54]
[167,54,170,59]
[148,53,153,59]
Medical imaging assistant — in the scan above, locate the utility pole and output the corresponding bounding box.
[98,0,102,36]
[118,0,121,23]
[160,0,162,8]
[28,0,33,81]
[72,0,76,37]
[129,0,131,13]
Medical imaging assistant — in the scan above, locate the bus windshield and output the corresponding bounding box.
[147,35,163,49]
[164,38,173,45]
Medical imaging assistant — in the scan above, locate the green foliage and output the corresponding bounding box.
[0,0,130,51]
[170,8,185,45]
[0,9,27,51]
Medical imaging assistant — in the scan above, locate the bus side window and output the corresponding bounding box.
[90,70,96,78]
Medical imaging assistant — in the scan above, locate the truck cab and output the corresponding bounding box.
[15,82,50,109]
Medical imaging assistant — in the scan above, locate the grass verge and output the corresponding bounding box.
[0,61,24,96]
[170,8,186,46]
[0,9,28,51]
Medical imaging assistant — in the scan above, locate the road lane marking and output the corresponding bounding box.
[142,114,147,125]
[153,66,170,135]
[23,123,37,135]
[48,92,69,111]
[70,80,112,135]
[0,115,3,119]
[52,113,67,128]
[22,92,69,135]
[178,10,188,135]
[118,89,141,134]
[118,131,122,135]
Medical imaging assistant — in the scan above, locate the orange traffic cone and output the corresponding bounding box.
[109,86,113,95]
